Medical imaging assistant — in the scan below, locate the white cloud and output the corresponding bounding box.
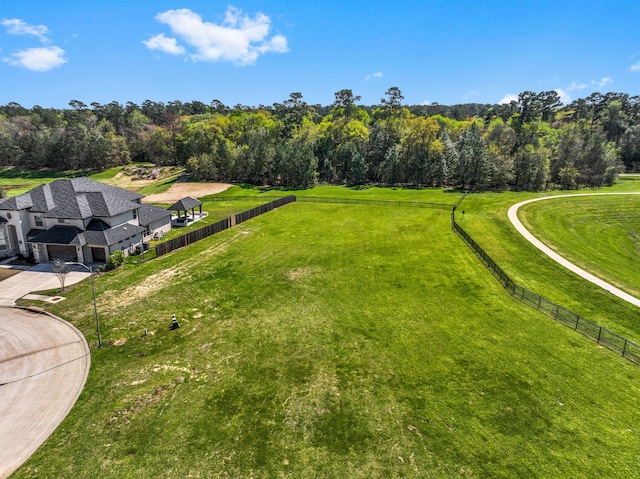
[498,93,518,105]
[555,88,570,104]
[567,81,588,91]
[365,71,383,81]
[2,18,49,42]
[631,61,640,72]
[145,6,288,65]
[143,34,186,55]
[3,46,67,71]
[591,77,613,89]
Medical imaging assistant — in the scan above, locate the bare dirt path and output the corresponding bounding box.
[0,308,90,479]
[507,192,640,309]
[142,182,232,204]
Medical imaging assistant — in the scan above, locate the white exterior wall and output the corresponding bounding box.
[144,217,172,240]
[0,224,15,258]
[30,212,46,230]
[43,217,84,230]
[2,209,31,256]
[109,232,144,256]
[101,210,138,228]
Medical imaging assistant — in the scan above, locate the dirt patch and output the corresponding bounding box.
[287,267,314,281]
[143,182,232,204]
[105,166,181,191]
[109,385,169,426]
[99,267,184,313]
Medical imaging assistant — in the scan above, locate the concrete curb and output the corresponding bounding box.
[0,306,91,478]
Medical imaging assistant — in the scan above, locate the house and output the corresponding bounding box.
[0,177,172,263]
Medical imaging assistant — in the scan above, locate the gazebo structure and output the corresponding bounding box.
[167,196,205,227]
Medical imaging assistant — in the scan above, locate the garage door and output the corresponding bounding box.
[91,247,106,262]
[47,245,77,262]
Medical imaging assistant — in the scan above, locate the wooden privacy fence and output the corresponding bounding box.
[155,195,296,257]
[451,201,640,365]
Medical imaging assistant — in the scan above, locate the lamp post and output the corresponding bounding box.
[66,261,101,348]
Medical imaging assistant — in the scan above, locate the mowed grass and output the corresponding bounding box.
[14,191,640,478]
[0,167,85,196]
[519,194,640,298]
[458,186,640,342]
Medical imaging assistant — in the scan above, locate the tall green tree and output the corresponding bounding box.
[451,124,491,190]
[332,89,361,122]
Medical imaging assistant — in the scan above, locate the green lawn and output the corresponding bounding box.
[457,185,640,342]
[519,194,640,298]
[13,186,640,478]
[0,165,182,197]
[0,167,88,196]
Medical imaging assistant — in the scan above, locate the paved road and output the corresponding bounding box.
[508,192,640,309]
[0,307,90,479]
[0,263,91,306]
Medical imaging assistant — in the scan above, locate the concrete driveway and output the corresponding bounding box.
[0,263,91,306]
[0,307,90,478]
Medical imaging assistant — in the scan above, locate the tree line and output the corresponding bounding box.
[1,88,639,190]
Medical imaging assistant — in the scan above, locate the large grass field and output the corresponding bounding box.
[458,184,640,342]
[518,193,640,298]
[0,167,84,196]
[0,164,181,197]
[11,183,640,478]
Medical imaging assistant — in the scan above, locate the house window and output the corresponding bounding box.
[58,218,67,224]
[133,209,138,220]
[6,213,11,219]
[0,229,7,250]
[34,215,43,227]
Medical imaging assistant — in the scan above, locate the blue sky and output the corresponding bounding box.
[1,0,639,109]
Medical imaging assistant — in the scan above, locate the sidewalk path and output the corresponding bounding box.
[507,192,640,309]
[0,263,91,306]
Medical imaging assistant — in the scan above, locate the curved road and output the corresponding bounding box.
[0,307,90,479]
[507,192,640,309]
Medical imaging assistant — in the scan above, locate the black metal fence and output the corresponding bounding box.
[156,195,296,257]
[451,203,640,365]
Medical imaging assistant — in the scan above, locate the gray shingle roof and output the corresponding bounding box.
[167,196,202,211]
[29,225,85,246]
[30,221,145,247]
[0,195,33,210]
[0,177,143,219]
[83,222,145,246]
[138,204,172,226]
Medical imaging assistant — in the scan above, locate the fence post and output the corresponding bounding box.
[622,340,628,357]
[574,315,580,330]
[537,295,542,310]
[597,326,602,343]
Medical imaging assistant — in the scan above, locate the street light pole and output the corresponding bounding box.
[66,261,101,348]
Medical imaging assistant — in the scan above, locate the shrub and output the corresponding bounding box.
[105,250,124,271]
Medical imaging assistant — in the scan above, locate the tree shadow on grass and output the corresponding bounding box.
[0,167,92,180]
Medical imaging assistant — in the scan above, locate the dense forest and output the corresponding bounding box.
[1,88,639,190]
